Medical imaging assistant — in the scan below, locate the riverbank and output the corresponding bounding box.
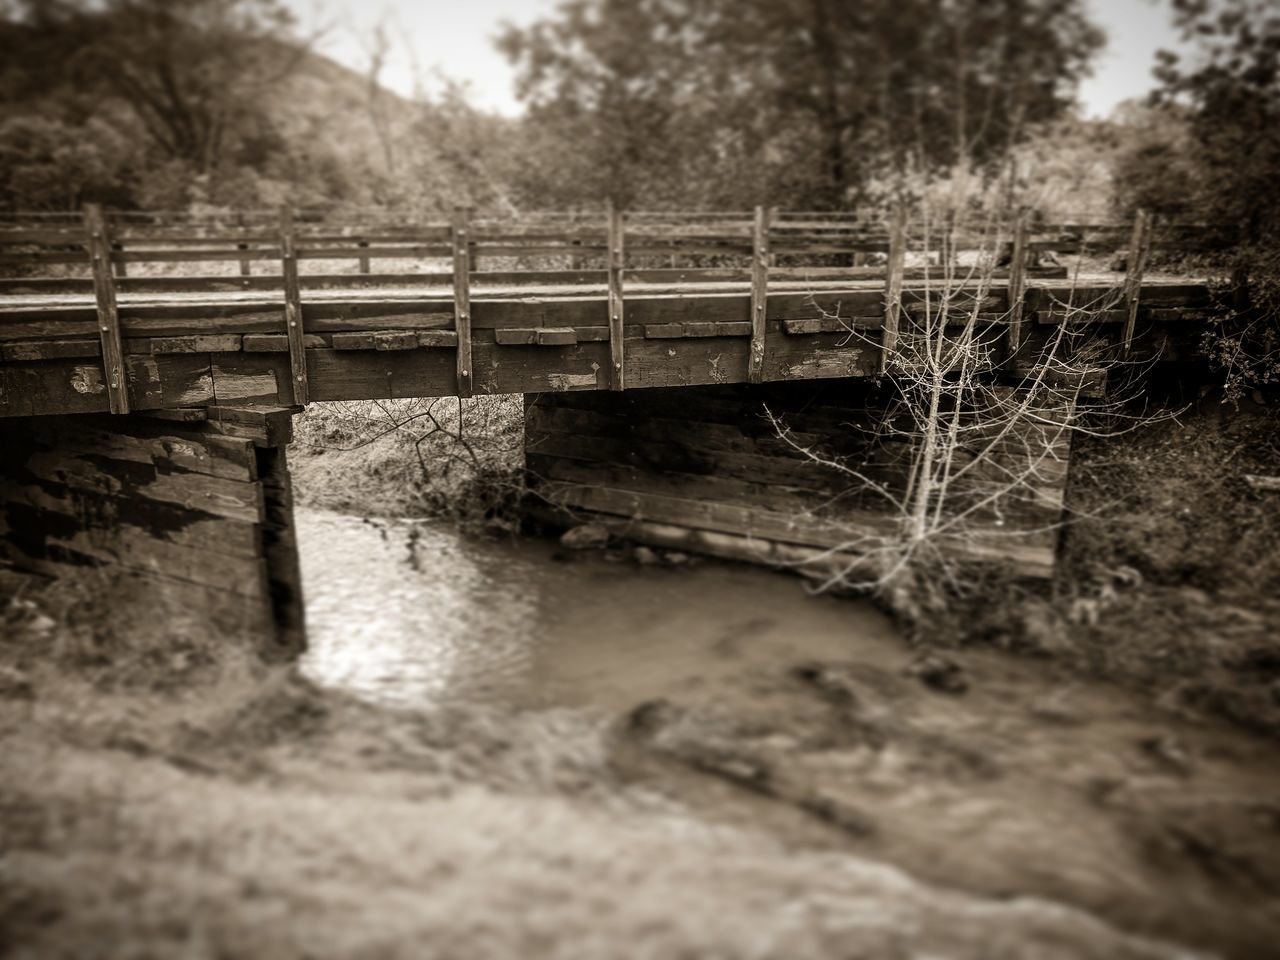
[926,393,1280,736]
[4,533,1280,958]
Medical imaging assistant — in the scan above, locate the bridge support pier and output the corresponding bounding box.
[525,382,1070,578]
[0,406,305,660]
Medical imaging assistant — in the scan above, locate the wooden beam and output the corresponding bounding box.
[279,206,309,404]
[83,204,130,414]
[607,200,626,390]
[237,213,251,276]
[1006,207,1029,355]
[452,207,474,399]
[1122,209,1153,356]
[747,204,771,384]
[880,205,907,373]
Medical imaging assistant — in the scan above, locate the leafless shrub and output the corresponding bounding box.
[291,395,524,527]
[770,187,1182,616]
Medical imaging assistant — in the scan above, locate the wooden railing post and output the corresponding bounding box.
[1006,206,1030,356]
[83,203,129,414]
[357,239,370,274]
[607,199,626,391]
[452,206,474,399]
[111,241,128,279]
[279,205,309,404]
[466,211,478,275]
[880,205,907,373]
[237,212,251,276]
[747,204,771,384]
[1122,208,1153,356]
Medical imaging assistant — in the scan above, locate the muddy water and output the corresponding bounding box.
[296,508,1280,959]
[296,508,894,711]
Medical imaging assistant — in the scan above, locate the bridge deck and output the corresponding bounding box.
[0,274,1214,419]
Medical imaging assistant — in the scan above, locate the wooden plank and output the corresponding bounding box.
[418,330,459,348]
[142,407,208,423]
[280,206,309,404]
[644,324,686,339]
[488,325,596,347]
[296,244,452,260]
[747,204,771,384]
[0,263,1060,296]
[494,328,541,346]
[243,333,325,352]
[17,448,264,524]
[205,405,296,448]
[211,355,285,405]
[0,477,261,559]
[83,204,130,414]
[129,334,243,355]
[606,201,627,390]
[1122,209,1153,355]
[683,321,751,338]
[880,205,907,373]
[537,328,578,346]
[371,332,419,351]
[452,206,474,399]
[1007,207,1029,355]
[0,339,100,361]
[0,356,152,417]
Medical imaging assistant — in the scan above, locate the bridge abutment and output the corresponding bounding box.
[0,406,305,660]
[525,382,1072,578]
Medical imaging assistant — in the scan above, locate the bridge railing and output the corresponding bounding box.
[1,206,1222,298]
[0,204,1226,415]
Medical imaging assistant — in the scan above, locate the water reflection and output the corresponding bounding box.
[296,510,541,706]
[296,507,895,710]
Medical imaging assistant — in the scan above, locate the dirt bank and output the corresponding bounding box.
[926,394,1280,736]
[4,529,1280,958]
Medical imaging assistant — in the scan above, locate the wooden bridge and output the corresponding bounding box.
[0,206,1219,656]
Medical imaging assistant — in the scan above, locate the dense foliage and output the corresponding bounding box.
[498,0,1103,209]
[0,0,1107,214]
[1145,0,1280,397]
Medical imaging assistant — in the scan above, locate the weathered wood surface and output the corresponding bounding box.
[83,204,129,414]
[0,264,1071,297]
[0,278,1217,418]
[0,407,304,658]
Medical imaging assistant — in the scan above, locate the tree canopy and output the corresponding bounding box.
[498,0,1104,209]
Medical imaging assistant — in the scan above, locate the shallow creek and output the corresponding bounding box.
[297,508,1280,959]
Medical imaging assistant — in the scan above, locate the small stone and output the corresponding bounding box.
[1139,734,1193,776]
[559,523,610,550]
[26,613,55,636]
[0,666,34,701]
[906,653,968,695]
[1176,585,1212,607]
[633,546,661,566]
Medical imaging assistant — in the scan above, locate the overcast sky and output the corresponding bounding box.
[286,0,1185,119]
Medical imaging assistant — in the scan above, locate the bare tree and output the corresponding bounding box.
[768,184,1179,611]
